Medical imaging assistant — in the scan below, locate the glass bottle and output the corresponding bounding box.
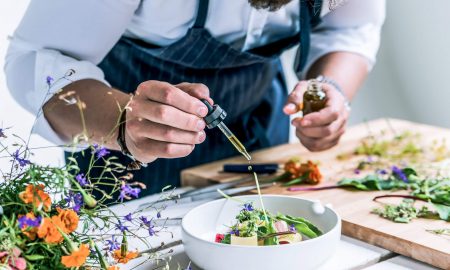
[302,79,327,115]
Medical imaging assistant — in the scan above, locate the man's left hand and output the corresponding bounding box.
[283,80,349,152]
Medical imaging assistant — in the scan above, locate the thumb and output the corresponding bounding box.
[283,81,308,115]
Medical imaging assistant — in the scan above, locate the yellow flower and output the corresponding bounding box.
[61,244,90,267]
[112,249,139,263]
[19,184,51,211]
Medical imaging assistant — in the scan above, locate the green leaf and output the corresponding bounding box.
[431,202,450,221]
[284,215,323,236]
[24,255,46,261]
[277,215,320,238]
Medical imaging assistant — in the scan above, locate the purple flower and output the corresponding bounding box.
[119,184,141,201]
[105,236,120,251]
[12,150,31,167]
[367,156,374,163]
[156,212,162,219]
[0,128,6,138]
[392,166,408,183]
[242,203,254,212]
[124,213,132,222]
[75,173,88,187]
[354,169,361,175]
[92,144,110,159]
[376,169,388,175]
[46,76,54,86]
[230,229,239,236]
[140,216,156,236]
[289,224,297,233]
[116,221,128,232]
[18,215,42,229]
[64,192,84,213]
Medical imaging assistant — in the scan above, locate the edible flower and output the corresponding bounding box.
[61,244,90,267]
[112,249,139,263]
[0,248,27,270]
[92,144,110,159]
[37,216,65,244]
[18,212,41,240]
[12,150,31,167]
[392,166,408,183]
[57,208,79,233]
[242,203,254,212]
[19,184,51,211]
[75,173,88,187]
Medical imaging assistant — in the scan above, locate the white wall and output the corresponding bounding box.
[1,0,449,168]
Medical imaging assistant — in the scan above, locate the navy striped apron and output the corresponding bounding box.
[67,0,322,196]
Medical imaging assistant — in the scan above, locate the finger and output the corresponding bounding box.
[175,82,214,105]
[136,80,209,117]
[301,83,345,126]
[293,116,345,138]
[133,99,206,132]
[127,119,206,145]
[283,81,308,115]
[139,139,195,159]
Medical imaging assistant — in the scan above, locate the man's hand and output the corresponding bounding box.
[125,81,213,163]
[283,80,349,152]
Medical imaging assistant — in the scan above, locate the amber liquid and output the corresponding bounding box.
[227,135,251,161]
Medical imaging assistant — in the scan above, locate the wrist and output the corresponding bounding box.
[116,108,147,169]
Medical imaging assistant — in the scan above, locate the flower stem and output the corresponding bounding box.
[287,185,340,192]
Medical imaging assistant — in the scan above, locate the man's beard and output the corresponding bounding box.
[248,0,294,11]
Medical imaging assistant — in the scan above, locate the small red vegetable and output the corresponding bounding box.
[215,233,224,243]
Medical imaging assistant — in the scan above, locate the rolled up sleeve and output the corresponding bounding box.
[304,0,386,74]
[4,0,139,144]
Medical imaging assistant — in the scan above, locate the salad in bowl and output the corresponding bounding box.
[215,202,322,246]
[182,195,341,270]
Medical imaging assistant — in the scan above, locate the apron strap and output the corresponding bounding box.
[294,0,323,73]
[193,0,210,28]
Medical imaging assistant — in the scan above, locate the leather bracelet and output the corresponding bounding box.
[316,75,351,111]
[117,109,147,169]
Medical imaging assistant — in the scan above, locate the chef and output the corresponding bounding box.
[5,0,385,195]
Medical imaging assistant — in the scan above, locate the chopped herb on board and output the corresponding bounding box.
[371,199,432,223]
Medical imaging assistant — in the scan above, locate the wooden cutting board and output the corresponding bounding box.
[181,118,450,269]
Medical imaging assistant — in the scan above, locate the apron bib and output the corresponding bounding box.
[67,0,322,196]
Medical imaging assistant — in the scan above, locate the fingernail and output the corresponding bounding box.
[197,131,206,143]
[285,103,297,112]
[197,120,205,131]
[197,106,208,117]
[302,120,311,126]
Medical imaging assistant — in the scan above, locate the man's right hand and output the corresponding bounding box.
[125,81,213,163]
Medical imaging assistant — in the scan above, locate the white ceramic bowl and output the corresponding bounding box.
[181,195,341,270]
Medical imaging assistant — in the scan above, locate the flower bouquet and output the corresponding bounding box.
[0,130,175,269]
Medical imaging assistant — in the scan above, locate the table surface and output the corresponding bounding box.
[110,189,439,270]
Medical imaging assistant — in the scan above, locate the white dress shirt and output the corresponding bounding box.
[4,0,385,144]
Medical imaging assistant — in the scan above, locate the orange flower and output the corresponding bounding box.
[303,161,322,185]
[61,244,90,268]
[19,184,51,212]
[18,212,39,240]
[112,249,139,263]
[57,208,79,233]
[284,159,302,179]
[37,216,65,243]
[108,266,120,270]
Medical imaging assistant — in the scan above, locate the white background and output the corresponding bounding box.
[1,0,450,167]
